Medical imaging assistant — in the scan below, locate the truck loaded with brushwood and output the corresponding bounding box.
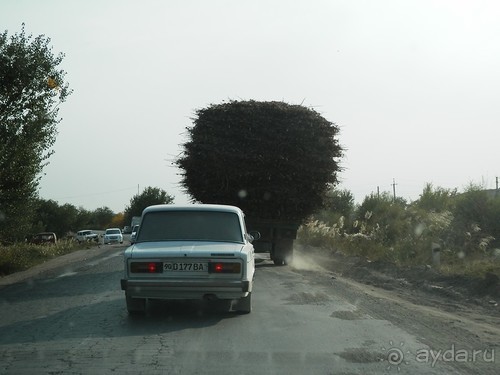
[176,100,342,265]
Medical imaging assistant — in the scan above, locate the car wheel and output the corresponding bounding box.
[236,292,252,314]
[126,294,146,314]
[273,258,285,266]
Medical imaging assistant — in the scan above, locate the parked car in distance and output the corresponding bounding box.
[130,224,139,243]
[76,230,99,243]
[121,204,258,314]
[122,226,132,234]
[30,232,57,245]
[103,228,123,245]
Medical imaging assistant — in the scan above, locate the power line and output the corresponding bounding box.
[54,186,138,200]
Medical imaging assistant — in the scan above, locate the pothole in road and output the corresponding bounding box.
[284,291,330,305]
[336,347,384,363]
[330,310,366,320]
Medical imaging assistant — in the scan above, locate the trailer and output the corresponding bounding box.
[245,218,300,265]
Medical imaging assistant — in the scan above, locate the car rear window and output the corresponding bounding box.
[137,211,243,243]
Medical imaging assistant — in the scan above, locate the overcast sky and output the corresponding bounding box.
[2,0,499,213]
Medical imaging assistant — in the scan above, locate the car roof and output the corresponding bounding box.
[142,204,243,215]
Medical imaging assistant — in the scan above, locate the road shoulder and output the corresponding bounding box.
[294,246,500,336]
[0,244,124,289]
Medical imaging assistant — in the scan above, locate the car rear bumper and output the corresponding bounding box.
[121,278,251,300]
[104,238,122,243]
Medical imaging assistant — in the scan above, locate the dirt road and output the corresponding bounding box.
[0,244,498,374]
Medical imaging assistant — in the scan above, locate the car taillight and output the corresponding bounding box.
[130,262,163,273]
[208,262,241,274]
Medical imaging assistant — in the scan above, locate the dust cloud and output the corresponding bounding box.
[291,251,324,272]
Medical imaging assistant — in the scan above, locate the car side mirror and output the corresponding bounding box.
[248,231,261,242]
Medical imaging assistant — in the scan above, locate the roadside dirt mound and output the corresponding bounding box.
[350,258,500,299]
[297,245,500,316]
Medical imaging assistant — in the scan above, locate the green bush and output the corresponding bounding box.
[448,184,500,255]
[298,184,500,277]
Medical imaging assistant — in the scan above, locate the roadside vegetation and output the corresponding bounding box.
[0,186,174,277]
[0,239,96,277]
[298,183,500,279]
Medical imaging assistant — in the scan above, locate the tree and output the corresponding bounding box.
[176,100,343,222]
[414,183,457,212]
[313,188,355,227]
[59,203,80,235]
[110,212,125,229]
[124,187,174,225]
[32,199,83,238]
[323,188,354,218]
[33,199,62,235]
[90,207,115,229]
[0,25,71,243]
[354,192,408,244]
[75,207,92,231]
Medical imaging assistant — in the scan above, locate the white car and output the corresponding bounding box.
[120,204,258,314]
[103,228,123,244]
[75,230,99,243]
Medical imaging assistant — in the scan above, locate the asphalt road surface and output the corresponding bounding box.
[0,245,498,374]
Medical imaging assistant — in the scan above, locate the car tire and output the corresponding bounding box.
[236,292,252,314]
[126,294,146,314]
[273,258,285,266]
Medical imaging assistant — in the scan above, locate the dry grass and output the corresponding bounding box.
[438,257,500,278]
[297,219,500,279]
[0,240,85,277]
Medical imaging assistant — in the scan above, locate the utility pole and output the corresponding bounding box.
[391,178,397,203]
[377,186,380,199]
